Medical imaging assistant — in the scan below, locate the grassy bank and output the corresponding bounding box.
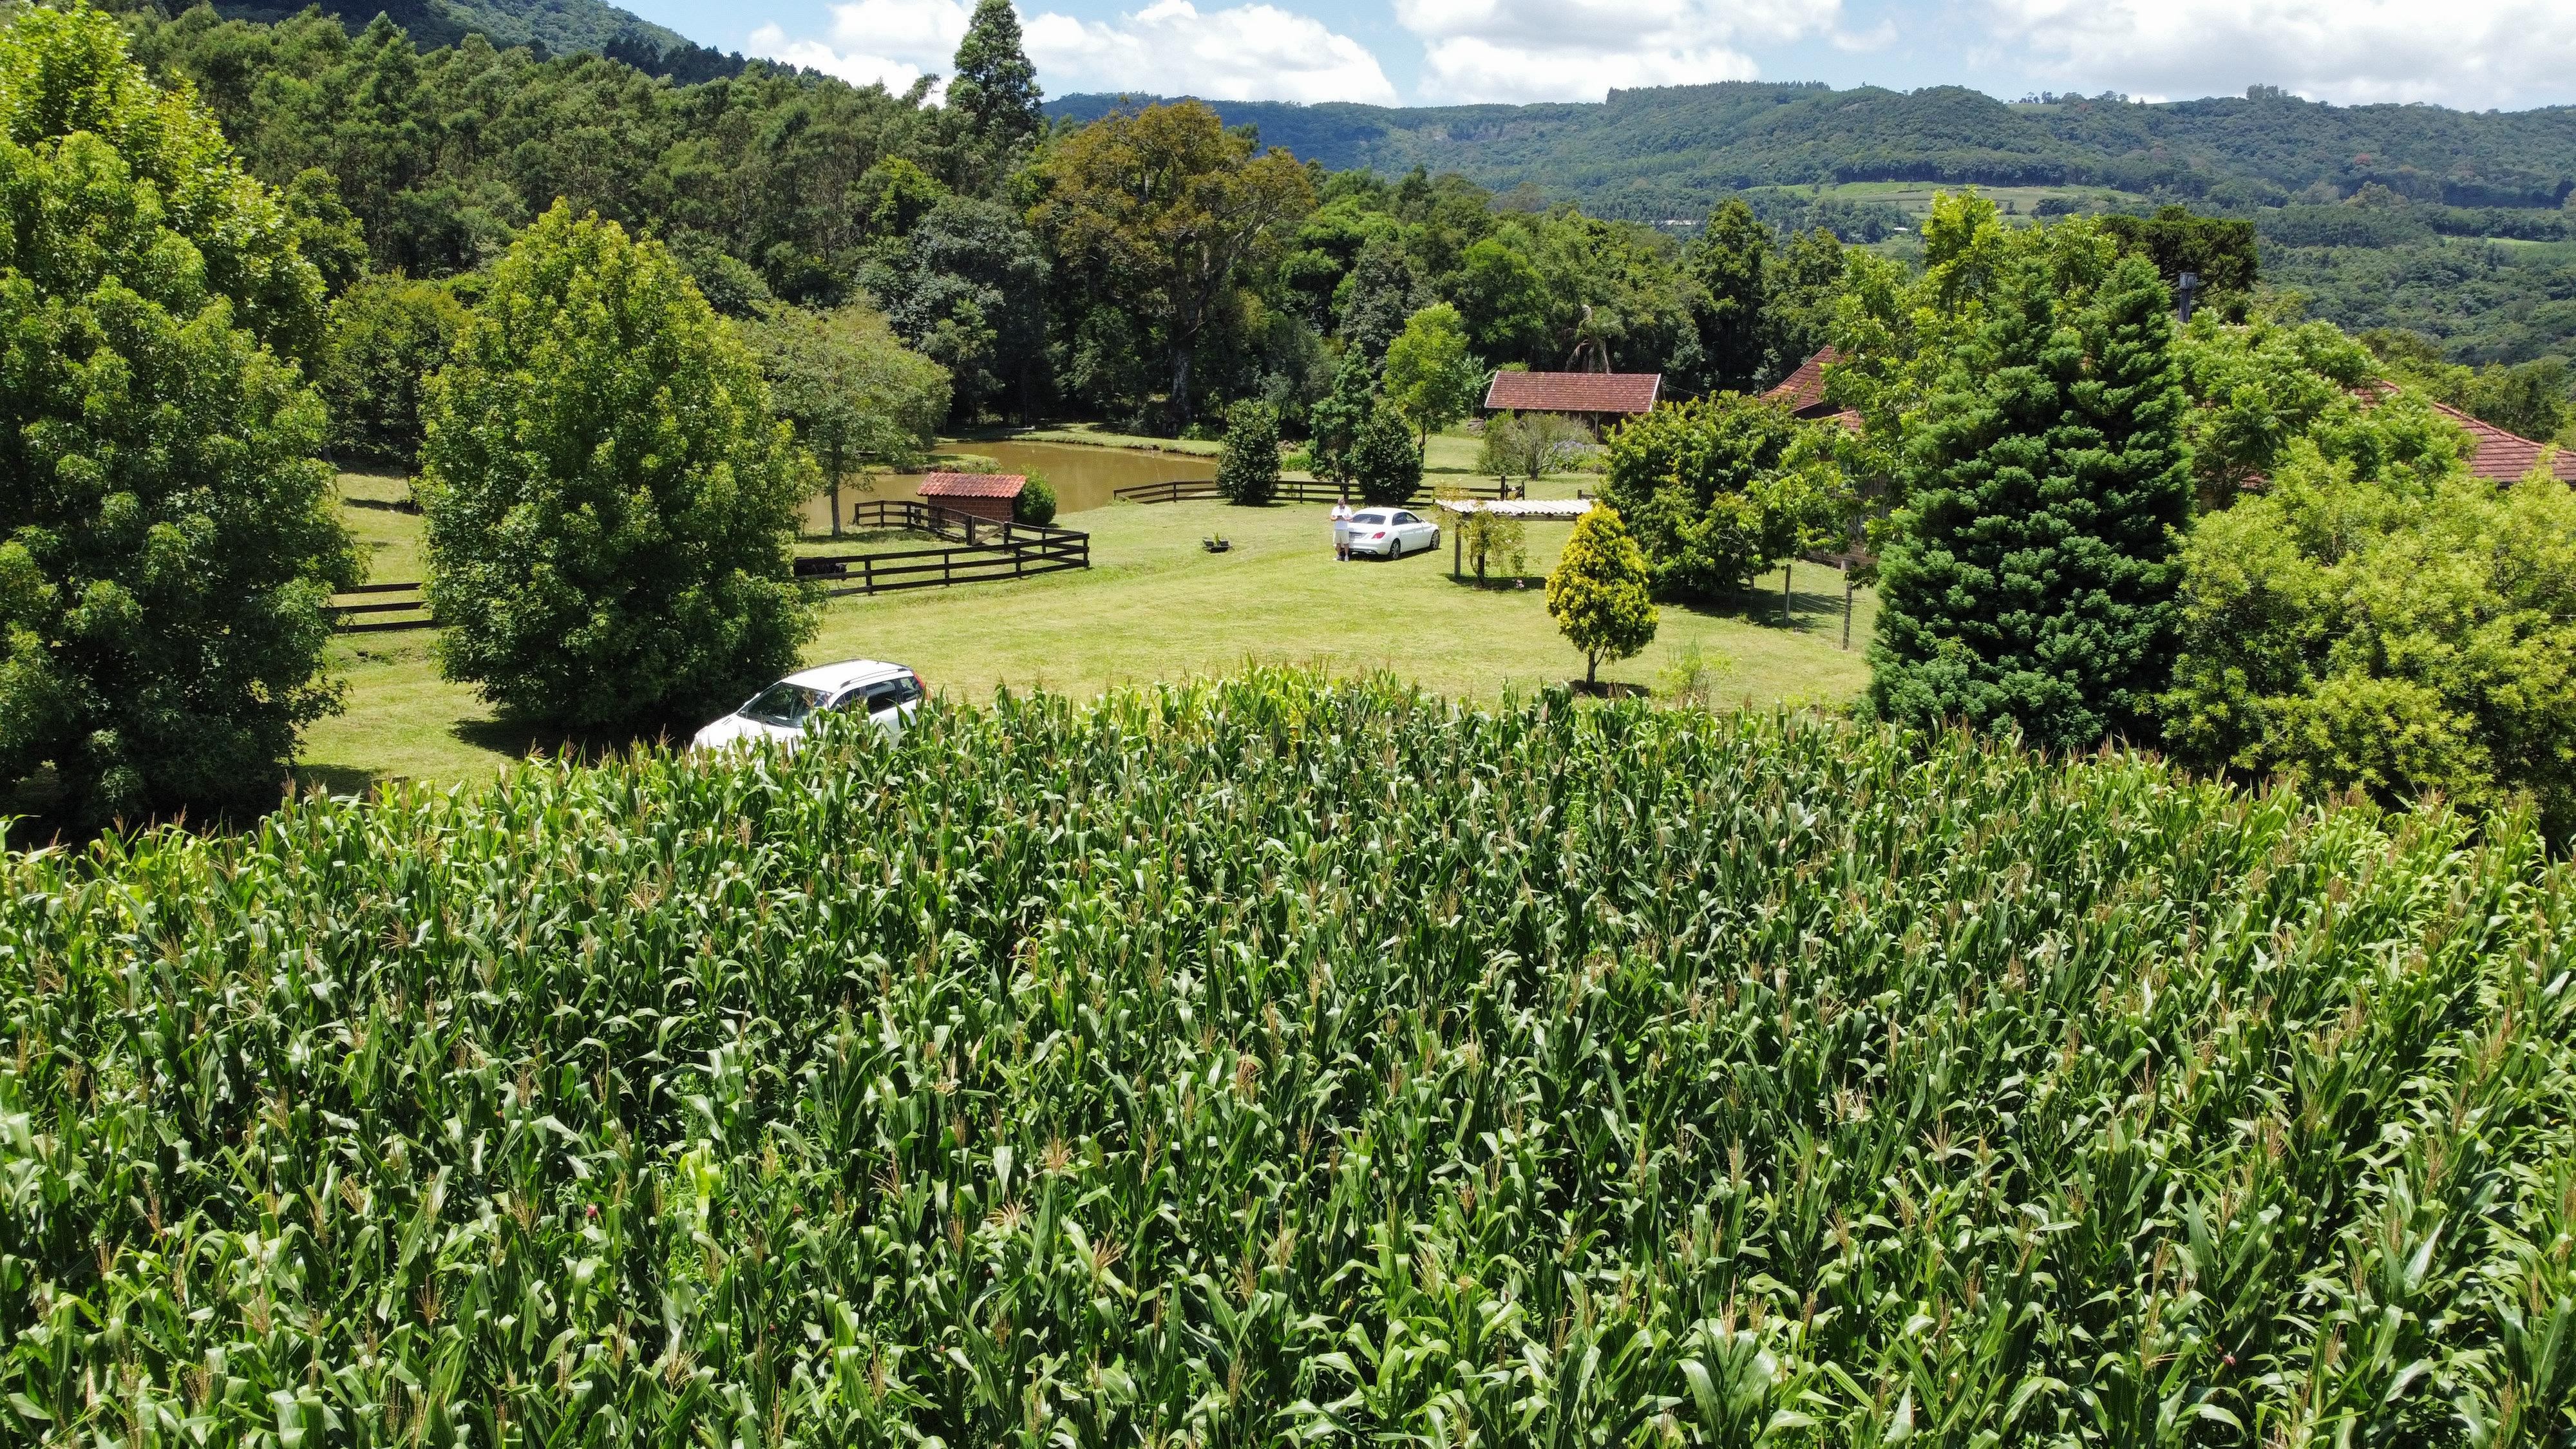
[305,475,1872,788]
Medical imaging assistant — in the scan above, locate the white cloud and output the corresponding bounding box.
[1982,0,2576,108]
[1392,0,1841,104]
[751,0,1395,107]
[1027,0,1398,102]
[748,0,973,97]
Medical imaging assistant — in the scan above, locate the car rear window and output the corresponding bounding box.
[741,683,828,727]
[1353,511,1387,525]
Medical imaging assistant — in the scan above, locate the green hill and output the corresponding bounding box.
[200,0,694,58]
[1048,83,2576,223]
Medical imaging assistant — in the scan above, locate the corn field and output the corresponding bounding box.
[3,671,2573,1448]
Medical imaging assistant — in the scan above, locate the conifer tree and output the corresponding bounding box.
[1307,353,1375,498]
[1869,251,2191,749]
[945,0,1041,191]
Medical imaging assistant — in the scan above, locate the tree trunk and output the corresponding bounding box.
[827,437,844,539]
[1169,343,1193,430]
[1587,650,1599,688]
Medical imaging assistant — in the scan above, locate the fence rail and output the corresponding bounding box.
[1112,477,1518,506]
[330,498,1090,634]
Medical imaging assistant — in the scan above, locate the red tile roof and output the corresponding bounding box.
[2427,402,2576,484]
[1761,348,1844,417]
[1484,372,1662,415]
[916,471,1027,498]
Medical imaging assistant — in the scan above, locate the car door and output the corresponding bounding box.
[1391,511,1430,554]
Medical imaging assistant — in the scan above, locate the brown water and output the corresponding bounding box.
[797,438,1215,533]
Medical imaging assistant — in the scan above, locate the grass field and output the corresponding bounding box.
[307,458,1875,789]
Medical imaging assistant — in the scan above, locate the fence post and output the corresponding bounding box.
[864,554,875,595]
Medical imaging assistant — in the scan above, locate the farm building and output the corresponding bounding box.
[915,471,1026,524]
[1482,371,1662,430]
[2430,401,2576,484]
[1763,349,1863,432]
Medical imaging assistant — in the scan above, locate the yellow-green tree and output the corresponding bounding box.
[422,204,815,730]
[1547,504,1657,688]
[1383,302,1482,456]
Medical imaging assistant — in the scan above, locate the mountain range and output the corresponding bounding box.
[1047,83,2576,224]
[201,0,694,62]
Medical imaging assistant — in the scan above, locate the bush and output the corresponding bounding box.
[1547,503,1657,686]
[1215,399,1282,505]
[1014,473,1058,525]
[319,272,468,470]
[1350,400,1423,506]
[1601,395,1846,601]
[0,4,357,822]
[421,204,815,731]
[10,670,2570,1447]
[2163,446,2576,841]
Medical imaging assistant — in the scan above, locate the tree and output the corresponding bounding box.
[1870,250,2193,750]
[1477,408,1587,491]
[1350,401,1424,507]
[942,0,1041,194]
[1451,235,1548,362]
[862,195,1046,422]
[1683,198,1772,393]
[1601,397,1847,601]
[319,272,468,469]
[1216,401,1282,505]
[2099,205,2259,318]
[2163,447,2576,841]
[1382,303,1482,456]
[1547,504,1657,688]
[1336,235,1425,361]
[421,204,815,730]
[0,3,357,822]
[1307,352,1375,497]
[1032,100,1314,429]
[743,304,951,536]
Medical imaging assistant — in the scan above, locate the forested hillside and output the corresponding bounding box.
[195,0,696,61]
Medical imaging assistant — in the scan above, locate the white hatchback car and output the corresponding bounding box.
[1349,507,1439,560]
[693,659,923,752]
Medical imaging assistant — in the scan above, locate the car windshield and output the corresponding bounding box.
[1353,511,1388,526]
[739,682,828,728]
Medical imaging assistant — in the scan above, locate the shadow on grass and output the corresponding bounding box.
[451,715,674,766]
[342,495,419,514]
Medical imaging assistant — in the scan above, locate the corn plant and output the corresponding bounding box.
[1,669,2571,1448]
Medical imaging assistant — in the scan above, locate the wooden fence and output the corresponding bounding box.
[329,498,1090,634]
[1112,478,1514,506]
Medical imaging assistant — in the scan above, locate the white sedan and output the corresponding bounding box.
[1349,507,1439,560]
[693,659,923,752]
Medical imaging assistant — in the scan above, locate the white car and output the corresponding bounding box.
[693,659,923,752]
[1349,507,1439,560]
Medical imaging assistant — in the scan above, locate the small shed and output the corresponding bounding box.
[916,471,1025,524]
[1483,372,1662,431]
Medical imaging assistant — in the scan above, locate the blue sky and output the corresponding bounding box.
[620,0,2576,112]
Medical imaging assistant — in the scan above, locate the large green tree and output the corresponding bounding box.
[1682,198,1772,393]
[1031,100,1313,428]
[421,204,815,730]
[2163,446,2576,840]
[0,3,357,822]
[1870,248,2193,750]
[1381,302,1482,456]
[941,0,1042,194]
[318,271,467,468]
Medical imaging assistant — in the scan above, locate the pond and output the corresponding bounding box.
[797,438,1216,532]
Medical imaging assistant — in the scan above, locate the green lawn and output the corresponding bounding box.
[305,457,1873,790]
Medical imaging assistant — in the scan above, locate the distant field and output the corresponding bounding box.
[1805,180,2157,220]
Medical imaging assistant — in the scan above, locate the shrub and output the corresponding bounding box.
[1014,473,1058,526]
[1477,409,1588,490]
[421,204,815,732]
[2163,446,2576,840]
[1350,400,1423,506]
[1215,399,1282,504]
[6,670,2571,1446]
[0,3,357,822]
[1547,503,1657,686]
[1602,395,1846,600]
[319,272,468,470]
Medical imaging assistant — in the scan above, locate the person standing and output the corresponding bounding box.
[1331,500,1354,562]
